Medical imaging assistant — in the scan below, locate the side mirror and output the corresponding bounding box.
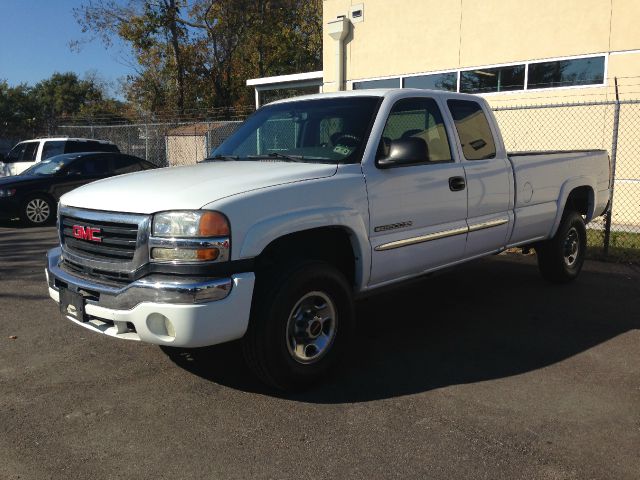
[377,137,428,169]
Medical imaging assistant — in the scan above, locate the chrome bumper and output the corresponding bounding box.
[46,247,233,310]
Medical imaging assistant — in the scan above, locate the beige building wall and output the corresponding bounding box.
[323,0,640,99]
[166,136,207,167]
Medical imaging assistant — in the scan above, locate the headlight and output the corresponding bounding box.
[153,210,229,237]
[0,188,16,197]
[150,210,230,263]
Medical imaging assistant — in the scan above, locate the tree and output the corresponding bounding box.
[74,0,323,115]
[0,72,127,139]
[0,81,39,138]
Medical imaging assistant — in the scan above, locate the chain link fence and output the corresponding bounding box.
[54,97,640,260]
[492,99,640,259]
[57,120,244,167]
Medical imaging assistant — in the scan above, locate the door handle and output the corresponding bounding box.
[449,176,466,191]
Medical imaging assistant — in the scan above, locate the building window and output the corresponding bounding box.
[403,73,457,91]
[460,65,525,94]
[527,56,605,89]
[353,78,400,89]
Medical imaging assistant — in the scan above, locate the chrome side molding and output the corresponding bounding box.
[468,217,509,232]
[374,217,509,252]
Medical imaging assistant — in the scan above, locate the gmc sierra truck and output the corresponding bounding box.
[45,89,611,390]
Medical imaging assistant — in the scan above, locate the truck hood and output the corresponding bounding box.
[60,160,338,214]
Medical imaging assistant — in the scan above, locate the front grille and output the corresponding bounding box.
[61,216,139,262]
[61,257,132,286]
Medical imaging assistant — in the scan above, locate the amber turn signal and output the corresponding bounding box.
[196,248,220,261]
[199,211,230,237]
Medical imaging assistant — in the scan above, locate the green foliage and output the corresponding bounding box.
[73,0,323,115]
[0,72,127,139]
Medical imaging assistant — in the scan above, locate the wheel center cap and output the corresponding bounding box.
[308,319,322,338]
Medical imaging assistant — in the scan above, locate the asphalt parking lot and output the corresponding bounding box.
[1,223,639,479]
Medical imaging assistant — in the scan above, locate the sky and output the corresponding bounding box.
[0,0,134,95]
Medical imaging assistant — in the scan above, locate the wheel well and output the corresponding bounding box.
[255,227,358,287]
[564,186,593,217]
[23,191,55,204]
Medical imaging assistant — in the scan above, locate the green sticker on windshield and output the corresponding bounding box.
[333,145,351,155]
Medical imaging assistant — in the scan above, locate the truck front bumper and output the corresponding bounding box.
[46,247,255,348]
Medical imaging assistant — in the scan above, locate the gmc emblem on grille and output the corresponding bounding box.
[72,225,102,243]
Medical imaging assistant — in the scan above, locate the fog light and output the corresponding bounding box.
[151,247,219,262]
[146,313,176,339]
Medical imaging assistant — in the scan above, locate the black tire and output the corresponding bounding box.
[22,195,55,226]
[242,261,354,391]
[536,211,586,283]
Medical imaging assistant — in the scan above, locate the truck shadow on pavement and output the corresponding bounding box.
[163,255,639,403]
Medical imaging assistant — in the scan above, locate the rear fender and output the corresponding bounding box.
[549,177,596,237]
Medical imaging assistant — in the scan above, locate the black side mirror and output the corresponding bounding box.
[377,137,428,169]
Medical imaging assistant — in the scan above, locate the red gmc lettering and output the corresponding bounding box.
[72,225,102,243]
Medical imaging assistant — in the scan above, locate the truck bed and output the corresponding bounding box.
[506,149,610,246]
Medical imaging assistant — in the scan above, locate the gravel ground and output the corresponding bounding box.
[1,222,639,479]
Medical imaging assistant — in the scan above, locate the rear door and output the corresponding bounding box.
[363,96,468,286]
[446,99,512,258]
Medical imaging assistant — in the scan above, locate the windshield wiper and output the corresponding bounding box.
[247,152,305,162]
[202,154,239,162]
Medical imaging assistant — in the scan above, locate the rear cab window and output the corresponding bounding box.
[447,99,497,160]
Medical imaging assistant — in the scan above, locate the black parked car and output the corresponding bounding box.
[0,152,157,226]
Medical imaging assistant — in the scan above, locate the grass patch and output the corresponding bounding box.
[587,229,640,262]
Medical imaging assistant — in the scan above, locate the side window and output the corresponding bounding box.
[72,157,110,176]
[41,141,65,160]
[379,97,452,164]
[64,141,83,153]
[5,143,26,162]
[138,161,155,170]
[447,100,497,160]
[112,156,141,174]
[21,142,39,162]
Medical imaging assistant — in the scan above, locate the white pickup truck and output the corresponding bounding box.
[46,89,610,389]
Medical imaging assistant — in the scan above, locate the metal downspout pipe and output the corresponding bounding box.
[327,17,350,91]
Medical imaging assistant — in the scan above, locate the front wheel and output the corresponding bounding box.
[242,261,354,391]
[536,211,587,283]
[22,195,54,226]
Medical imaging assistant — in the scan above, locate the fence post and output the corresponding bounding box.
[603,77,621,255]
[145,123,149,161]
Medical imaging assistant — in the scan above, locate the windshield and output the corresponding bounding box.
[210,96,380,164]
[21,155,76,176]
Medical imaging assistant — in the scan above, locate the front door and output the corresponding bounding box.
[363,96,468,287]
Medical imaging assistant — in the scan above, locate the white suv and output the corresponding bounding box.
[1,138,119,177]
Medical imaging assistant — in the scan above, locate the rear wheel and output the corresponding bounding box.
[536,211,586,283]
[22,195,54,226]
[242,261,354,391]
